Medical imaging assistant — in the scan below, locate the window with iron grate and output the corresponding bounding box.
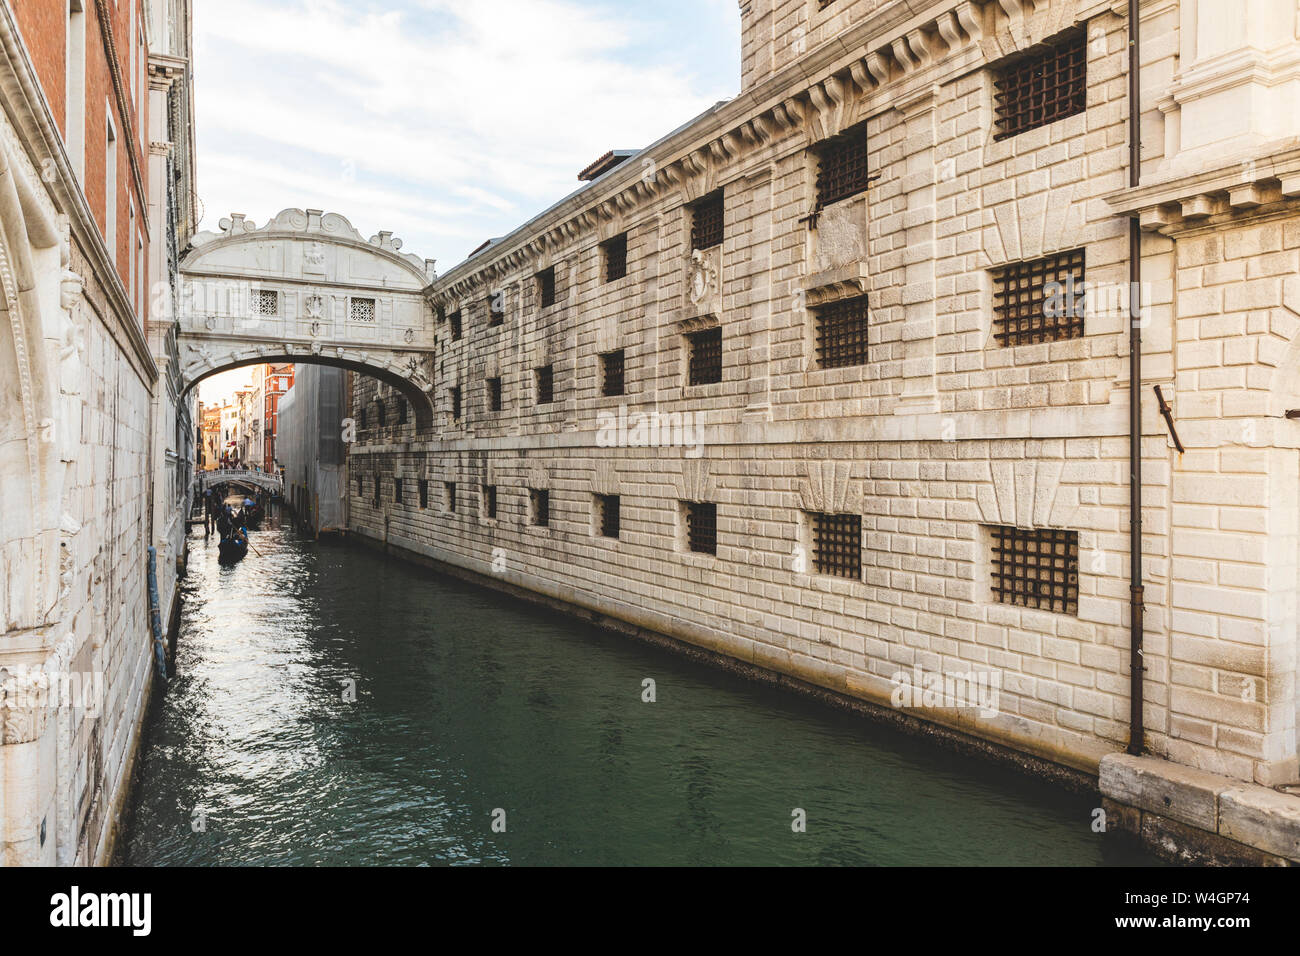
[602,233,628,282]
[596,494,620,539]
[989,526,1078,614]
[685,501,717,555]
[351,297,376,322]
[601,350,625,397]
[445,482,457,513]
[537,267,556,308]
[418,479,428,509]
[686,326,722,386]
[690,190,724,251]
[814,122,870,212]
[450,386,462,422]
[813,294,870,368]
[448,310,462,341]
[992,249,1085,346]
[530,488,549,527]
[993,28,1087,141]
[484,485,497,520]
[535,365,555,404]
[488,292,505,327]
[810,512,862,578]
[252,289,278,316]
[487,377,502,413]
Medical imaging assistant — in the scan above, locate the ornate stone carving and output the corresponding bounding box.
[688,248,719,308]
[815,201,865,272]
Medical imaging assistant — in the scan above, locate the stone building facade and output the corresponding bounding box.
[345,0,1300,841]
[0,0,196,865]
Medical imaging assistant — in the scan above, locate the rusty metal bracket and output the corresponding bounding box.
[1153,384,1184,453]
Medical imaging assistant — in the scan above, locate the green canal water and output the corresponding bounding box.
[121,518,1161,866]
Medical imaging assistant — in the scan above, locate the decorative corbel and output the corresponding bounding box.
[955,1,983,43]
[865,50,891,86]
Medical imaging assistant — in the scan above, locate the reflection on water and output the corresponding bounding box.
[122,516,1160,866]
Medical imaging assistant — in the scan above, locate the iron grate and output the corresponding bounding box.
[992,248,1085,346]
[815,122,870,212]
[603,233,628,282]
[686,501,717,555]
[814,294,870,369]
[989,525,1079,615]
[691,190,724,251]
[351,297,376,322]
[687,326,723,386]
[601,350,625,397]
[812,512,862,578]
[597,494,620,538]
[993,29,1087,141]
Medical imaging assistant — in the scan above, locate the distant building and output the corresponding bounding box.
[278,364,348,535]
[263,363,294,469]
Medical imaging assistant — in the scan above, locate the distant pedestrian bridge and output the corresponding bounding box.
[177,209,438,429]
[198,469,284,496]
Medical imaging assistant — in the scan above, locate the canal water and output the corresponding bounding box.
[121,516,1161,866]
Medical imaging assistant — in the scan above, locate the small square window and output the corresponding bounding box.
[535,365,555,405]
[530,488,550,527]
[814,295,870,369]
[418,479,429,509]
[488,292,505,327]
[814,121,870,212]
[686,326,722,386]
[993,28,1087,141]
[601,350,625,397]
[445,482,457,513]
[685,501,717,555]
[351,297,376,322]
[690,190,724,251]
[991,249,1086,346]
[484,485,497,520]
[602,233,628,282]
[252,289,278,316]
[487,377,503,412]
[989,525,1079,614]
[537,267,556,309]
[596,493,620,539]
[810,512,861,579]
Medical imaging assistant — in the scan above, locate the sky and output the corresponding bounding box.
[190,0,741,275]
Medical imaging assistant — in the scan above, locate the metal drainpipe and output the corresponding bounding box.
[1126,0,1145,756]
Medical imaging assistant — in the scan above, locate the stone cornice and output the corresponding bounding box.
[432,0,1028,303]
[0,0,156,382]
[1105,143,1300,234]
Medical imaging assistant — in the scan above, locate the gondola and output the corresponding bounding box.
[218,532,248,565]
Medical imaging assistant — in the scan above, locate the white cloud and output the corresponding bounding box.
[193,0,738,266]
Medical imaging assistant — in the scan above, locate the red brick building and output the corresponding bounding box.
[264,362,295,469]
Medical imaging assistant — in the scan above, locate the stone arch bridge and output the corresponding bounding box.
[178,209,438,428]
[197,468,284,496]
